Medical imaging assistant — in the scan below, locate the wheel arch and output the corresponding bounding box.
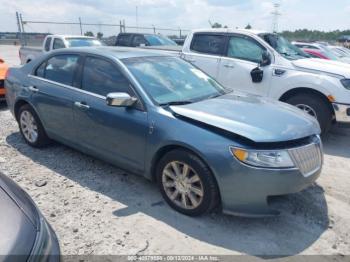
[14,99,30,121]
[279,87,335,116]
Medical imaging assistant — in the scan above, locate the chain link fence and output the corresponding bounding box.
[13,14,190,46]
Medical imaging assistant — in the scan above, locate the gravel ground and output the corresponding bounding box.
[0,45,350,258]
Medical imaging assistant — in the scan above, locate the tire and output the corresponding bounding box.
[156,149,220,216]
[18,104,51,148]
[285,93,333,134]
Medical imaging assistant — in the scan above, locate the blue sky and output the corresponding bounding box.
[1,0,349,36]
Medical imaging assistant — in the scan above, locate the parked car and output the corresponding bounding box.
[0,57,8,101]
[328,45,350,59]
[19,35,103,64]
[293,41,350,63]
[5,47,323,217]
[155,29,350,133]
[0,171,60,261]
[302,48,335,60]
[115,33,177,47]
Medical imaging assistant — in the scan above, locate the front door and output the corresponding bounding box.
[73,56,148,172]
[217,34,272,96]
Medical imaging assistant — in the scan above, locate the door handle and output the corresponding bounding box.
[28,86,39,93]
[74,101,90,110]
[223,64,235,68]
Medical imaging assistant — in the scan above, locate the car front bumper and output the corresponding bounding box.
[219,165,321,217]
[333,102,350,123]
[213,138,323,217]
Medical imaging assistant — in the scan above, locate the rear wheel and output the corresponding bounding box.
[156,149,219,216]
[285,94,333,134]
[18,104,50,147]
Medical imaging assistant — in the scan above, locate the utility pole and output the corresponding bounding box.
[79,17,83,35]
[135,6,139,32]
[16,12,23,45]
[19,13,27,45]
[271,3,281,33]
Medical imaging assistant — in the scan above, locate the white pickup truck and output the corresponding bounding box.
[151,29,350,133]
[19,35,103,65]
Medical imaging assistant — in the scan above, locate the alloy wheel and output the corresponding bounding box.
[162,161,204,210]
[20,110,38,143]
[296,104,318,119]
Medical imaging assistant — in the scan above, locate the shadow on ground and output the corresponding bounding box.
[0,102,8,112]
[6,132,329,258]
[322,125,350,158]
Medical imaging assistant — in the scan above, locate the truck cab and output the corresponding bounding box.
[181,29,350,133]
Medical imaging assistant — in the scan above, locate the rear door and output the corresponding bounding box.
[182,33,227,79]
[217,34,272,96]
[73,55,148,172]
[28,53,81,143]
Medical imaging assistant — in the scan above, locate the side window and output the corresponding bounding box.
[132,35,147,47]
[44,37,52,52]
[116,34,132,46]
[43,55,79,86]
[227,35,265,63]
[190,34,226,55]
[82,57,132,97]
[53,38,65,50]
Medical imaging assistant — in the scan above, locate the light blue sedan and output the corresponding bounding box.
[5,47,323,217]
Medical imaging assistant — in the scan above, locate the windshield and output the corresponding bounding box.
[123,56,228,105]
[66,38,103,47]
[144,35,177,46]
[260,33,309,60]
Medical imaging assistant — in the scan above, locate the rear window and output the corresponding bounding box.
[190,34,226,56]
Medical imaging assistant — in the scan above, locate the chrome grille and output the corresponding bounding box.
[288,140,323,177]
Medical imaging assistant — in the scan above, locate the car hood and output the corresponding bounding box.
[292,58,350,78]
[170,93,320,143]
[0,187,36,258]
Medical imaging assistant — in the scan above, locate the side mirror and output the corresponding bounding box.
[106,92,137,107]
[250,67,264,83]
[260,51,271,67]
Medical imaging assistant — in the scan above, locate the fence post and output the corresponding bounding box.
[179,29,182,38]
[79,17,83,35]
[153,26,156,34]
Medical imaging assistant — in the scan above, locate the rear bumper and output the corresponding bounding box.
[333,102,350,123]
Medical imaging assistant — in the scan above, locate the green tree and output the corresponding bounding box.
[245,24,252,29]
[84,31,94,37]
[97,32,103,39]
[212,22,222,28]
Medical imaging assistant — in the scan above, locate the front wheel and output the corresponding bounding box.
[156,149,220,216]
[285,94,333,134]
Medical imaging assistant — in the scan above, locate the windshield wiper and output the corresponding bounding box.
[159,100,194,107]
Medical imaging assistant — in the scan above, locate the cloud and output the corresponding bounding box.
[0,0,349,36]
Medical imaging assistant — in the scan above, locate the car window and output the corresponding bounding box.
[116,34,132,46]
[132,35,147,47]
[35,61,46,78]
[40,55,79,86]
[190,34,226,56]
[44,37,52,51]
[227,35,265,63]
[82,57,132,97]
[53,38,65,50]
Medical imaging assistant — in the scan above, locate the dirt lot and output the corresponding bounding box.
[0,45,350,257]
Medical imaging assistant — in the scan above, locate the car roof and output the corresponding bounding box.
[48,35,96,39]
[52,46,173,60]
[191,28,269,36]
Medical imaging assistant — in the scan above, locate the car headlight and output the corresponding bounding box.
[340,79,350,90]
[230,147,295,168]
